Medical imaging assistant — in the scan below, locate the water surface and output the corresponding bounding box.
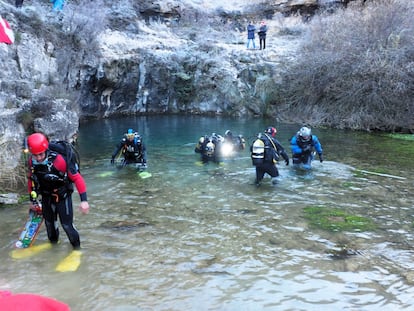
[1,116,414,310]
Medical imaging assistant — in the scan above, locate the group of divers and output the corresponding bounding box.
[112,126,323,186]
[14,126,322,310]
[14,125,322,277]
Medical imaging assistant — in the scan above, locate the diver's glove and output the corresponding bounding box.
[110,156,115,164]
[285,159,289,166]
[319,153,324,163]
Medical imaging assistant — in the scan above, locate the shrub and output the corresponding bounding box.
[0,143,26,192]
[278,0,414,131]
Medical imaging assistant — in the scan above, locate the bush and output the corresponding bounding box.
[278,0,414,131]
[0,143,26,192]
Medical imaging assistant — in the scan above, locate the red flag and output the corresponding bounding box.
[0,16,15,44]
[0,291,70,311]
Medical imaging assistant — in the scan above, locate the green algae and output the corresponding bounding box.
[303,205,376,232]
[384,133,414,141]
[341,181,354,188]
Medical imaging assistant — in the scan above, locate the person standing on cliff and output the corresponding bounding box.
[15,0,24,8]
[246,21,256,49]
[50,0,65,11]
[258,21,268,50]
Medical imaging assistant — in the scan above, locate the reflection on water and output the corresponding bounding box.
[1,116,414,310]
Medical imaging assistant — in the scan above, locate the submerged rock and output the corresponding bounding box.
[100,220,151,230]
[326,244,361,260]
[0,193,19,205]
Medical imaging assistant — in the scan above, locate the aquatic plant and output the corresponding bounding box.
[385,133,414,141]
[303,205,376,232]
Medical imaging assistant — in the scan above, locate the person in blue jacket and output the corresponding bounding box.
[290,126,323,170]
[50,0,64,11]
[246,22,256,49]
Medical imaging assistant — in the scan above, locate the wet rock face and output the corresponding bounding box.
[78,50,269,118]
[32,99,80,142]
[137,0,181,23]
[0,193,19,205]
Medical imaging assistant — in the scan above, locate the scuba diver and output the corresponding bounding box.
[290,126,323,170]
[223,130,246,153]
[250,127,289,186]
[111,129,147,168]
[26,132,90,249]
[195,133,224,164]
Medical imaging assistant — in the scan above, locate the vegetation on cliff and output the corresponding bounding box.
[275,0,413,132]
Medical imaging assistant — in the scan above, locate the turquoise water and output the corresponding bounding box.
[1,115,414,310]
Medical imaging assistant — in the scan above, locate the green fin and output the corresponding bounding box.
[55,250,82,272]
[138,171,152,179]
[10,243,52,259]
[98,171,114,177]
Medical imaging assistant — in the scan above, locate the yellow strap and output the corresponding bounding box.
[263,133,278,151]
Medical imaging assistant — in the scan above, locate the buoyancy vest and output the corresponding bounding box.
[122,135,143,158]
[296,134,314,151]
[30,151,72,195]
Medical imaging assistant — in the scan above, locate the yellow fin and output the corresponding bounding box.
[55,250,82,272]
[10,243,52,259]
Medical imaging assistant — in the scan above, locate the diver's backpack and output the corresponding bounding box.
[48,141,81,175]
[251,138,265,166]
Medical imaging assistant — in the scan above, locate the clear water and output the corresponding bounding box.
[1,115,414,310]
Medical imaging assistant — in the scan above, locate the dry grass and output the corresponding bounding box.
[276,0,414,131]
[0,142,26,192]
